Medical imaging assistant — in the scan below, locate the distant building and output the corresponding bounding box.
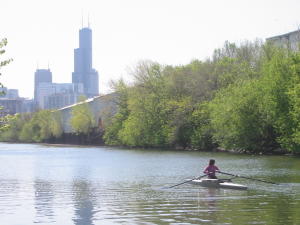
[0,98,24,115]
[33,26,100,110]
[34,69,52,101]
[58,93,117,133]
[36,83,84,109]
[72,27,99,98]
[23,99,36,113]
[267,30,300,51]
[0,97,36,116]
[6,89,19,99]
[0,87,26,116]
[34,66,86,110]
[46,92,82,109]
[0,87,19,99]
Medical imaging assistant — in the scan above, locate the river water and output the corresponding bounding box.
[0,143,299,225]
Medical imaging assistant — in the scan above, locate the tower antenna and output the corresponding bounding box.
[88,13,90,28]
[81,10,84,28]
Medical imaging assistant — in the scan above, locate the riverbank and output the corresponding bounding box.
[6,139,296,156]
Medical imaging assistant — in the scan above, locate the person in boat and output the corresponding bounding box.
[203,159,220,179]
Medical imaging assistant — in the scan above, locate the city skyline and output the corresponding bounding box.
[72,26,99,97]
[1,0,300,98]
[33,26,98,110]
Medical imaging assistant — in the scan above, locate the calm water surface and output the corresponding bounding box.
[0,143,299,225]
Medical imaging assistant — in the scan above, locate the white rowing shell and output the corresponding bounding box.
[189,178,248,190]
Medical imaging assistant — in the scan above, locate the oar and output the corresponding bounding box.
[167,174,208,188]
[217,171,278,185]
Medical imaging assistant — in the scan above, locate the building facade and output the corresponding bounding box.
[36,82,84,109]
[0,87,27,116]
[0,99,24,115]
[34,69,52,101]
[267,30,300,51]
[58,93,117,133]
[0,87,19,99]
[72,27,99,97]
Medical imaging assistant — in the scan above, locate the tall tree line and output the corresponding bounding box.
[104,40,300,154]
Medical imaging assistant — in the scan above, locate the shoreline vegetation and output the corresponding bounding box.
[2,40,300,155]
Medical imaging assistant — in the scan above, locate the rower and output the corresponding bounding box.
[203,159,220,179]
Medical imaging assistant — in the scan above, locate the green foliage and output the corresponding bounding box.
[190,102,216,150]
[101,40,300,154]
[164,97,194,148]
[0,38,13,131]
[209,79,278,152]
[70,96,95,135]
[0,38,13,91]
[207,46,300,153]
[117,61,170,147]
[260,49,300,152]
[19,110,63,142]
[103,79,130,145]
[0,110,63,143]
[103,41,267,150]
[51,111,63,138]
[164,60,214,101]
[212,40,263,90]
[0,114,27,141]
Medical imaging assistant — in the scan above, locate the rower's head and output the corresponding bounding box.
[209,159,215,165]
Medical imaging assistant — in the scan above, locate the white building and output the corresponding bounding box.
[267,30,300,51]
[36,83,84,109]
[58,93,117,133]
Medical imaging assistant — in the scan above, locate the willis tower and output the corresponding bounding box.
[72,26,99,97]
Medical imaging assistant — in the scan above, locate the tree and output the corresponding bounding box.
[190,102,216,150]
[18,110,62,142]
[209,79,278,152]
[0,114,26,141]
[103,40,300,153]
[117,61,170,147]
[70,96,95,135]
[0,38,13,130]
[260,48,300,153]
[0,38,13,90]
[50,111,63,138]
[103,79,130,145]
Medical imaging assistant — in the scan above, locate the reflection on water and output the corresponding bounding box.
[72,180,95,225]
[34,180,54,224]
[0,143,299,225]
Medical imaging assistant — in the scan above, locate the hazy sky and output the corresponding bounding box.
[1,0,300,98]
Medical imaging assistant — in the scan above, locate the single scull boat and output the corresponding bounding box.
[189,178,247,190]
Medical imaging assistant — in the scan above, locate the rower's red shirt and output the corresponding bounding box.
[203,165,219,175]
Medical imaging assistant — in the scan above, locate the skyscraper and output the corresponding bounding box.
[34,67,84,109]
[34,69,52,101]
[72,27,99,98]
